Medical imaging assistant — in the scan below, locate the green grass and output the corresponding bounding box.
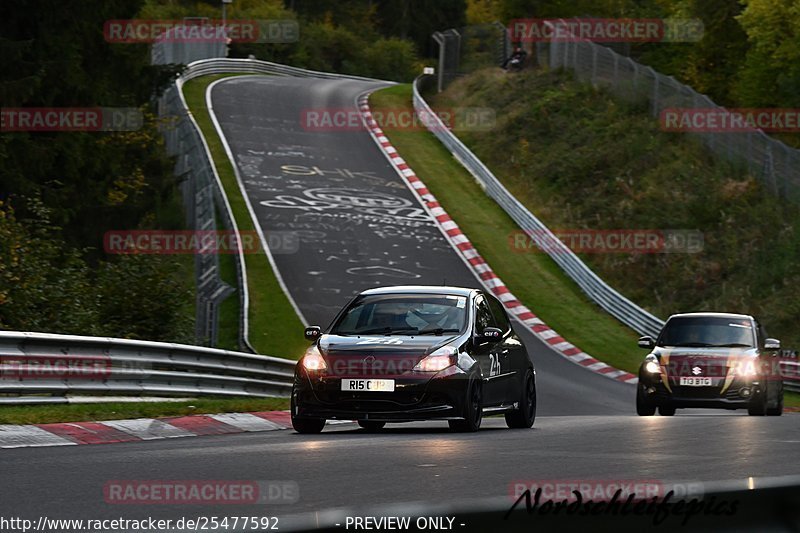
[182,74,307,359]
[370,85,643,372]
[0,397,290,425]
[786,392,799,408]
[174,252,199,344]
[215,205,240,350]
[429,67,800,356]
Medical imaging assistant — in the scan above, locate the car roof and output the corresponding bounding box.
[359,285,477,297]
[668,312,754,321]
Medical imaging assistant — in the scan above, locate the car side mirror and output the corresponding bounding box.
[304,326,322,341]
[480,327,503,343]
[764,338,781,351]
[638,336,655,349]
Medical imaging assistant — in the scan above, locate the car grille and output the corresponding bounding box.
[314,378,426,405]
[656,384,746,401]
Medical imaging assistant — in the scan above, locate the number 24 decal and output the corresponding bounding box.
[356,337,403,345]
[489,353,501,377]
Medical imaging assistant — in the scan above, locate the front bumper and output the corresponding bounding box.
[292,371,470,422]
[639,372,761,408]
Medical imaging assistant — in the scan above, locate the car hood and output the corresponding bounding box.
[651,346,758,378]
[319,334,457,355]
[317,334,460,378]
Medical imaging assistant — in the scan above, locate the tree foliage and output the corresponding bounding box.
[735,0,800,107]
[486,0,799,114]
[0,200,193,341]
[0,0,191,339]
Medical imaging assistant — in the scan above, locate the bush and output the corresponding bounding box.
[0,199,194,342]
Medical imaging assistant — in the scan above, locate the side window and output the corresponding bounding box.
[487,295,511,333]
[474,296,497,333]
[336,302,372,332]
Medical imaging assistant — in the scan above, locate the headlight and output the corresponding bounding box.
[644,355,660,374]
[301,345,327,372]
[413,346,457,372]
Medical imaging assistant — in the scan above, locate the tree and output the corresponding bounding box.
[735,0,800,108]
[674,0,749,106]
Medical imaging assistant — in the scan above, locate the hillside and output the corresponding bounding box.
[430,68,799,349]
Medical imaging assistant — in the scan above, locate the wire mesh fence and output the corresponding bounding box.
[433,21,798,203]
[153,56,382,348]
[151,23,228,66]
[157,85,236,347]
[431,23,510,92]
[538,32,799,204]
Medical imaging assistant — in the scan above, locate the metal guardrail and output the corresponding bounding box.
[0,332,295,403]
[413,74,800,395]
[0,59,382,404]
[781,357,800,393]
[159,72,237,348]
[158,58,382,349]
[180,58,381,83]
[2,60,795,404]
[412,74,666,339]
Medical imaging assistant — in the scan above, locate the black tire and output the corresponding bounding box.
[357,420,386,431]
[505,369,536,429]
[449,378,482,432]
[636,384,656,416]
[291,391,325,433]
[766,382,784,416]
[658,405,676,416]
[747,388,767,416]
[291,417,325,434]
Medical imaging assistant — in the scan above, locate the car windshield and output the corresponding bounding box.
[657,317,755,348]
[330,294,467,336]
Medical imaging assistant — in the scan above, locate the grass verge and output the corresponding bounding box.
[0,397,290,425]
[431,67,800,354]
[182,74,307,359]
[786,391,799,408]
[370,85,643,372]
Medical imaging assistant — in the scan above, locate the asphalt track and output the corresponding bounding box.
[1,76,797,529]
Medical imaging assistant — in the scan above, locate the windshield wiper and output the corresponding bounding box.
[710,343,752,348]
[671,342,714,347]
[339,327,419,336]
[416,328,461,336]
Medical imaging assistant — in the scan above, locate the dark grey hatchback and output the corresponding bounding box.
[291,286,536,433]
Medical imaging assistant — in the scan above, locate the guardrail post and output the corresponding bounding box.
[432,32,446,93]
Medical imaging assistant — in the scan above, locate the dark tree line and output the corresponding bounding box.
[1,1,191,340]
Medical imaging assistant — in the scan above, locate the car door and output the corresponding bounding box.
[486,295,522,405]
[472,295,503,406]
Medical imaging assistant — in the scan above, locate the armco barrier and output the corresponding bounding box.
[412,74,800,396]
[412,74,665,339]
[0,332,295,403]
[19,60,784,404]
[782,359,800,393]
[159,58,382,349]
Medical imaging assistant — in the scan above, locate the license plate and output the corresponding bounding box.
[341,379,395,392]
[679,377,712,386]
